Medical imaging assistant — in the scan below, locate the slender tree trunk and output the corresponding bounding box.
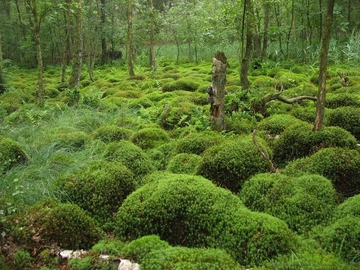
[0,20,3,64]
[149,0,157,71]
[314,0,335,131]
[319,0,323,40]
[210,51,227,131]
[273,3,284,58]
[261,2,270,60]
[126,0,135,77]
[240,0,253,90]
[100,0,107,64]
[26,0,45,103]
[61,0,72,83]
[68,0,83,89]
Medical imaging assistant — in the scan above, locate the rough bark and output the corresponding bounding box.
[240,0,253,90]
[61,0,72,83]
[26,0,45,103]
[126,0,135,77]
[68,0,84,89]
[314,0,335,132]
[100,0,107,65]
[261,2,270,60]
[209,51,227,131]
[337,72,349,86]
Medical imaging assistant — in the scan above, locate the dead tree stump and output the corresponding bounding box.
[209,51,227,131]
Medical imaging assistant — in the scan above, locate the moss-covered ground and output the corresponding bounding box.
[0,58,360,269]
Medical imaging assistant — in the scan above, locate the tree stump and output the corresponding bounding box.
[209,51,227,131]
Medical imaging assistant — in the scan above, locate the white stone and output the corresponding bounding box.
[118,259,140,270]
[59,250,87,259]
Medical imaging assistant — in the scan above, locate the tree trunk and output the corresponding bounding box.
[68,0,84,89]
[240,0,253,90]
[126,0,135,77]
[0,19,3,64]
[26,0,45,103]
[148,0,157,71]
[100,0,107,65]
[61,0,72,83]
[209,51,227,131]
[261,2,270,60]
[313,0,335,131]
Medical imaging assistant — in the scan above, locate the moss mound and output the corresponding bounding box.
[333,194,360,219]
[166,153,202,174]
[257,114,303,136]
[115,173,297,266]
[104,140,155,179]
[131,127,170,150]
[9,200,104,250]
[55,161,136,229]
[121,235,170,262]
[240,173,337,233]
[95,124,133,143]
[325,106,360,140]
[317,216,360,264]
[162,78,200,92]
[0,136,27,173]
[272,123,357,167]
[141,246,240,270]
[284,147,360,198]
[197,135,271,192]
[173,131,225,155]
[49,127,90,151]
[326,93,360,108]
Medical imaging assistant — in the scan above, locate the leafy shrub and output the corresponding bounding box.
[131,127,170,150]
[95,124,133,143]
[173,131,225,155]
[103,140,155,179]
[162,78,200,92]
[240,173,337,233]
[115,173,297,266]
[197,135,271,192]
[0,136,27,173]
[141,246,240,270]
[68,255,108,270]
[55,161,136,228]
[317,216,360,264]
[121,235,170,262]
[272,123,357,167]
[325,106,360,140]
[10,200,104,250]
[166,153,202,174]
[326,93,360,108]
[284,147,360,198]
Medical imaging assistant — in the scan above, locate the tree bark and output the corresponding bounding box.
[68,0,84,89]
[100,0,107,65]
[314,0,335,131]
[126,0,135,77]
[149,0,157,71]
[26,0,45,103]
[261,2,270,60]
[61,0,72,83]
[209,51,227,131]
[240,0,253,90]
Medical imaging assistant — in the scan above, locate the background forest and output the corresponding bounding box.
[1,0,360,269]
